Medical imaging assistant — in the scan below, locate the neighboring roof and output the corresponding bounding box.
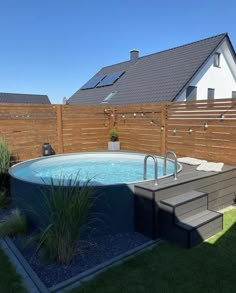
[68,33,233,105]
[0,93,51,104]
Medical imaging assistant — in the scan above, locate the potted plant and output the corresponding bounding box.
[109,129,119,142]
[108,129,120,151]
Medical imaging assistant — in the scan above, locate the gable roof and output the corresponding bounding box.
[68,33,231,105]
[0,93,51,104]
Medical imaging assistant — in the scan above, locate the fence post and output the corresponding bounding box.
[56,104,64,154]
[160,102,167,155]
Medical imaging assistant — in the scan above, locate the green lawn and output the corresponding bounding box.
[0,245,26,293]
[71,208,236,293]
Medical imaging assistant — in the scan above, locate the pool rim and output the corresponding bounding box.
[8,151,183,187]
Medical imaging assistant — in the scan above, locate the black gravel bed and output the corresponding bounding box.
[11,231,150,288]
[1,208,150,288]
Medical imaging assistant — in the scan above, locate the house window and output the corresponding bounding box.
[207,88,215,100]
[232,91,236,98]
[214,53,221,67]
[186,86,197,101]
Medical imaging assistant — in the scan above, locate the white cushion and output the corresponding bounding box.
[196,162,224,172]
[177,157,207,165]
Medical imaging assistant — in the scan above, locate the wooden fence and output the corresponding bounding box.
[0,98,236,165]
[166,98,236,164]
[0,104,58,161]
[108,103,165,154]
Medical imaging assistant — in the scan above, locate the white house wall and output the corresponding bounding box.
[177,40,236,101]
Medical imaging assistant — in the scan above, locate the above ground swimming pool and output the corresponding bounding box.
[9,152,182,234]
[9,152,182,186]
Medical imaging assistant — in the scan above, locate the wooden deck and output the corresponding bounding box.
[136,163,236,193]
[134,163,236,246]
[136,163,236,210]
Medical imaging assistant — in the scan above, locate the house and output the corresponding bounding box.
[0,93,51,104]
[68,33,236,105]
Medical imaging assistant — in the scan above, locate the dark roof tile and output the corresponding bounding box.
[0,93,51,104]
[68,33,229,105]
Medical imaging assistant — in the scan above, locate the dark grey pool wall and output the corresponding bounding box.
[10,176,135,236]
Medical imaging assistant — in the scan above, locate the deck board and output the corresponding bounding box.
[136,163,236,192]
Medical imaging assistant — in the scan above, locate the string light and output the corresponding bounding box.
[204,122,208,129]
[220,113,225,120]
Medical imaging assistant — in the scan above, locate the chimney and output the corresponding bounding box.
[130,49,139,64]
[63,97,68,104]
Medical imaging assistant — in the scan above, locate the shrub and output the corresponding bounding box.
[0,209,27,237]
[35,175,94,264]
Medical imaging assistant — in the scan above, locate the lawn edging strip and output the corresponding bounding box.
[0,237,48,293]
[52,239,159,293]
[0,236,158,293]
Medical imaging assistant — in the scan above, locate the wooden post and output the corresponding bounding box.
[160,102,167,155]
[56,104,64,153]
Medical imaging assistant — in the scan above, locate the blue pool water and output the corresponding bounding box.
[9,152,181,186]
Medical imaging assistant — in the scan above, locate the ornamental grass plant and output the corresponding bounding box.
[0,208,27,237]
[0,137,11,189]
[0,190,9,209]
[36,175,94,264]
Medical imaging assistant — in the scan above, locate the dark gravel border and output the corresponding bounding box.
[13,231,150,288]
[1,208,150,288]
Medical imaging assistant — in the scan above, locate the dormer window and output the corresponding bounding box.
[214,52,221,67]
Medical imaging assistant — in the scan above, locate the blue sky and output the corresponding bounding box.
[1,0,236,104]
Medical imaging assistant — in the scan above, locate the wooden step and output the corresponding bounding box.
[176,210,223,248]
[160,190,208,221]
[161,190,207,207]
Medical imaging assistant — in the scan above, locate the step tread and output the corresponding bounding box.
[161,190,207,207]
[176,210,222,231]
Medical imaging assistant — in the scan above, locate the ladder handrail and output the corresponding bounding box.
[163,150,178,180]
[144,154,158,185]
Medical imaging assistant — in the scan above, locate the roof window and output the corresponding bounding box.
[81,71,125,90]
[101,91,117,104]
[97,71,125,88]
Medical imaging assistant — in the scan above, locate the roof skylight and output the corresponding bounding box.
[101,91,117,104]
[96,71,125,87]
[81,75,106,90]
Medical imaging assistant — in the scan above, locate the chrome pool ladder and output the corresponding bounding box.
[143,154,158,186]
[163,150,178,180]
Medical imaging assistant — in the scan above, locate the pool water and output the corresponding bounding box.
[10,153,180,186]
